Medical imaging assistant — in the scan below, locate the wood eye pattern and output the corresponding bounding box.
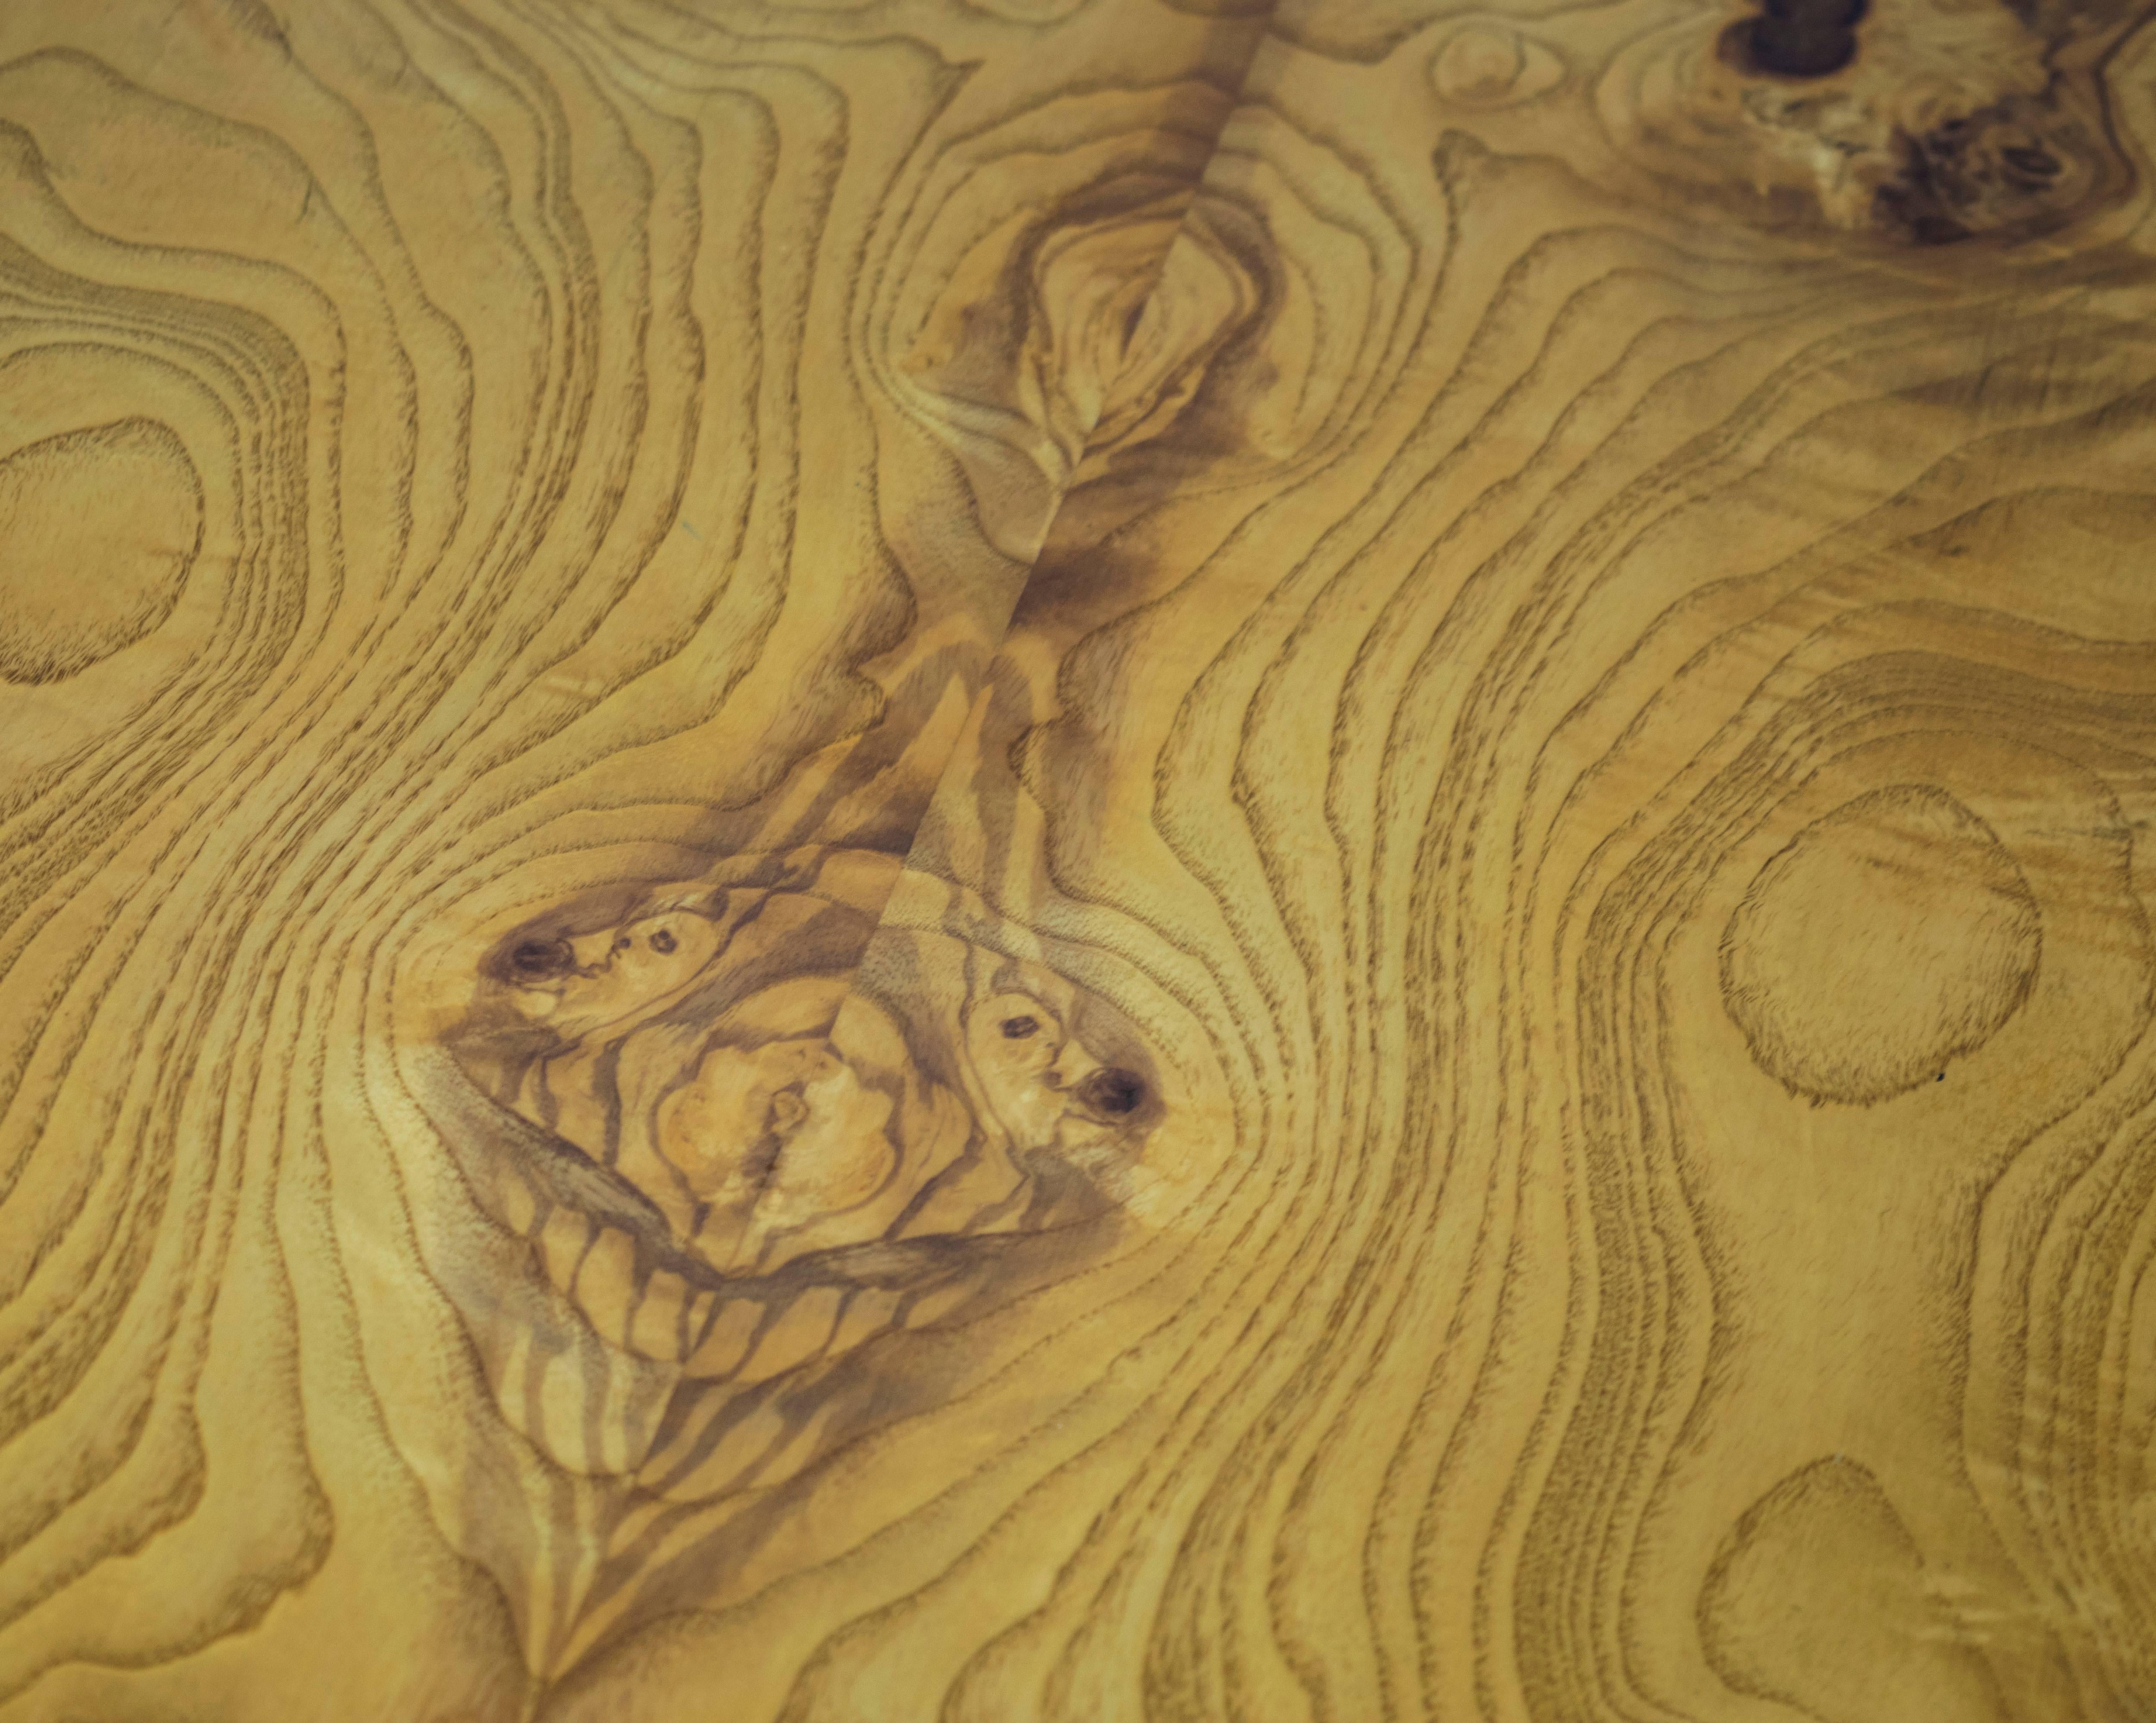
[1074,1067,1146,1117]
[0,0,2153,1718]
[1726,0,1868,78]
[510,939,575,981]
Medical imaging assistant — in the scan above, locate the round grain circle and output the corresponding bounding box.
[1720,784,2041,1105]
[0,417,203,685]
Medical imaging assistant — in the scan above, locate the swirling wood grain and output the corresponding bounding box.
[732,6,2156,1721]
[0,0,1256,1711]
[4,0,2155,1716]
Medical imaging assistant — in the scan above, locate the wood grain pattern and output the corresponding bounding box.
[3,0,2156,1716]
[0,0,1254,1709]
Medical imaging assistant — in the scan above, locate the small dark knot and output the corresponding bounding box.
[1075,1067,1146,1118]
[1723,0,1866,80]
[507,937,574,981]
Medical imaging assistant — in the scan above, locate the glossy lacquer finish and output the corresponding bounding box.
[0,0,2152,1716]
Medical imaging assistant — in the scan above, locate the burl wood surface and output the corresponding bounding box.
[3,0,2155,1716]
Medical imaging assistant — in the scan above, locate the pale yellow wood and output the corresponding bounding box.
[2,0,2154,1717]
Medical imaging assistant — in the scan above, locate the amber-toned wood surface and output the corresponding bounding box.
[3,0,2155,1717]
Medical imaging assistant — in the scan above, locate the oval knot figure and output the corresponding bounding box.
[0,417,202,684]
[1720,783,2041,1104]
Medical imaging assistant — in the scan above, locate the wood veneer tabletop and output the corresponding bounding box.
[0,0,2151,1716]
